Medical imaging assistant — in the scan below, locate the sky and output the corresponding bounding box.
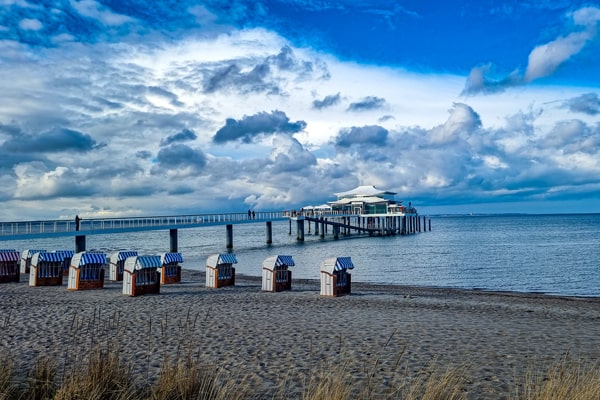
[1,0,599,220]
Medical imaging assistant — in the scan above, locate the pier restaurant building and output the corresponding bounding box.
[328,185,415,216]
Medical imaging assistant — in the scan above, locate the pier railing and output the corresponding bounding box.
[0,211,287,239]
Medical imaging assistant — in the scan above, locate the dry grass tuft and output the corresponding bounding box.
[22,356,58,400]
[0,354,17,400]
[514,355,600,400]
[54,345,138,400]
[150,354,253,400]
[300,366,353,400]
[401,361,468,400]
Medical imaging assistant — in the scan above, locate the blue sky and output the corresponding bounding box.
[0,0,599,220]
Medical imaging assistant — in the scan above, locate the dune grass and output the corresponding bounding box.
[1,345,600,399]
[1,310,599,400]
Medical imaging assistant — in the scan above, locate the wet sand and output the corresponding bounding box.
[1,269,599,399]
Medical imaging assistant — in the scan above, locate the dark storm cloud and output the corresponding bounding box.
[335,125,389,148]
[213,110,307,144]
[347,96,386,111]
[155,144,206,170]
[1,127,97,153]
[202,46,319,94]
[461,64,522,95]
[202,63,276,94]
[562,93,600,115]
[160,128,198,146]
[333,125,390,162]
[136,150,153,159]
[312,93,341,109]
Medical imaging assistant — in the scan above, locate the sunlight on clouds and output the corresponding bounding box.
[420,173,449,187]
[552,152,600,171]
[482,155,508,169]
[14,164,67,199]
[125,29,286,75]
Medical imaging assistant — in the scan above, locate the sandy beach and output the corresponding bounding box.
[1,269,599,399]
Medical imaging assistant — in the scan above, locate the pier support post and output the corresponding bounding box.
[333,224,339,240]
[429,218,432,231]
[266,221,272,244]
[320,218,325,238]
[226,224,233,249]
[296,219,304,242]
[169,229,178,252]
[289,219,292,235]
[75,235,86,253]
[314,219,319,235]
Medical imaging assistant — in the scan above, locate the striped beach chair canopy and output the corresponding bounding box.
[71,252,107,267]
[109,250,138,263]
[124,255,162,272]
[161,252,183,265]
[54,250,75,259]
[321,257,354,273]
[32,251,71,266]
[0,250,20,262]
[262,255,295,271]
[206,253,238,268]
[21,249,46,260]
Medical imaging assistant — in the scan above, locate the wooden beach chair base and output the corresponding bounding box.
[130,274,161,297]
[160,266,181,284]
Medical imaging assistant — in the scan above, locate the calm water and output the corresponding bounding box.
[4,214,599,297]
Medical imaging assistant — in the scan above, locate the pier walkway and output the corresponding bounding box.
[0,211,287,240]
[0,210,430,252]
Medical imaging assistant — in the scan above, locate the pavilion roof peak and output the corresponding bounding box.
[334,185,396,198]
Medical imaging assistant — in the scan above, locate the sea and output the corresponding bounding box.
[4,213,599,297]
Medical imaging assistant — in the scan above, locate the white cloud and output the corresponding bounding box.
[524,31,589,82]
[465,5,600,93]
[19,18,43,31]
[524,6,600,81]
[70,0,135,26]
[1,17,600,219]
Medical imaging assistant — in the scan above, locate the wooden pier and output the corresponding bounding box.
[289,212,431,241]
[0,210,431,252]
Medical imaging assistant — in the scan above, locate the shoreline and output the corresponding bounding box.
[1,269,599,398]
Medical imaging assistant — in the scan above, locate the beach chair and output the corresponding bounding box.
[261,255,295,292]
[0,249,20,283]
[122,255,161,297]
[67,252,107,290]
[159,252,182,284]
[108,251,138,281]
[206,253,238,288]
[320,257,354,297]
[30,251,66,286]
[20,249,46,274]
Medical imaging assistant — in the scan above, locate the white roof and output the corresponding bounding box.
[321,257,354,272]
[334,185,396,198]
[330,196,390,205]
[124,255,162,272]
[206,253,238,267]
[262,255,295,271]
